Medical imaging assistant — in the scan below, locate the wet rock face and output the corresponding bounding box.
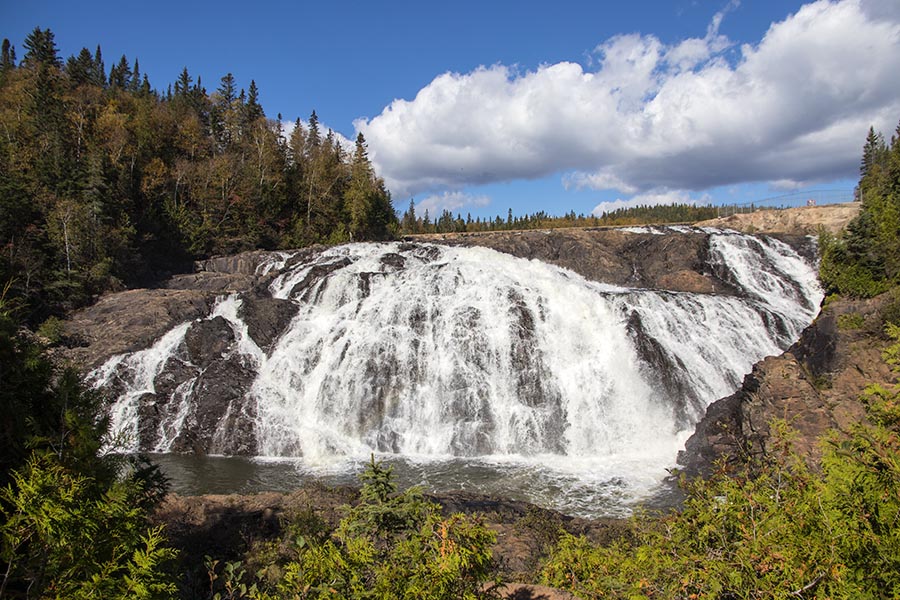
[238,296,298,353]
[125,316,259,455]
[184,316,233,368]
[678,294,895,475]
[625,310,703,426]
[408,228,792,295]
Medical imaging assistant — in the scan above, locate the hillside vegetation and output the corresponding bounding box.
[0,28,396,325]
[819,124,900,297]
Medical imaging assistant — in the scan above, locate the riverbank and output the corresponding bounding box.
[152,486,628,596]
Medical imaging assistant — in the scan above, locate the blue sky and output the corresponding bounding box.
[3,1,899,219]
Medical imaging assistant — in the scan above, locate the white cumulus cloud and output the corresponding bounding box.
[357,0,900,200]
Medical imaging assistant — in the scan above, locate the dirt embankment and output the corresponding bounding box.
[694,202,860,235]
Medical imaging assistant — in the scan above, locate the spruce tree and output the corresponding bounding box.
[307,110,320,150]
[347,133,375,239]
[402,198,417,233]
[246,79,263,121]
[217,72,236,106]
[108,54,131,89]
[860,126,884,179]
[92,45,105,86]
[22,27,61,67]
[174,67,192,97]
[1,39,15,73]
[65,48,95,87]
[129,58,141,92]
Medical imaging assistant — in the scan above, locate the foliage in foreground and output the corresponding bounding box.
[0,458,176,599]
[0,292,177,598]
[205,458,500,600]
[541,325,900,599]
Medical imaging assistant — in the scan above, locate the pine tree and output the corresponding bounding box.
[246,79,263,121]
[22,27,61,67]
[92,45,105,86]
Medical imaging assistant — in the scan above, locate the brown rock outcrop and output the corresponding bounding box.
[60,249,289,370]
[678,293,896,474]
[62,288,216,370]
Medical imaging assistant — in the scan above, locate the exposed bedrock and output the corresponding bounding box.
[409,228,817,295]
[678,293,896,475]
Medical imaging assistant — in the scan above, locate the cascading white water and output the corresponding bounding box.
[92,228,823,516]
[253,234,820,462]
[89,322,192,451]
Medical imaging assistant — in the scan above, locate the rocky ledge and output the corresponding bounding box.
[678,292,897,475]
[695,202,860,235]
[408,227,814,295]
[60,229,806,371]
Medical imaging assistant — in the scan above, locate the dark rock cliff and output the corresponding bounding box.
[411,228,814,295]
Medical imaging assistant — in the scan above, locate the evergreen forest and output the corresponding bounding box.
[397,202,720,236]
[0,28,397,325]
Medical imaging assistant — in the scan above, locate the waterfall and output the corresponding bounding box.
[90,229,822,513]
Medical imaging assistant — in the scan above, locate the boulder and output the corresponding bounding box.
[238,295,298,352]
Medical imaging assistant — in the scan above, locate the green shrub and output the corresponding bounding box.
[880,287,900,328]
[210,457,501,600]
[837,312,866,330]
[0,457,178,599]
[819,230,891,298]
[37,315,65,345]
